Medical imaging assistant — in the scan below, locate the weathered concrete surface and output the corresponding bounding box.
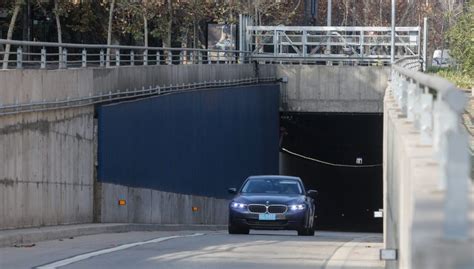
[99,183,229,225]
[0,69,94,105]
[91,63,268,95]
[0,64,266,230]
[383,86,474,269]
[0,107,95,229]
[277,65,389,113]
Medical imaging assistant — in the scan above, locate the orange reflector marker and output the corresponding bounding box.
[118,199,126,206]
[192,206,199,212]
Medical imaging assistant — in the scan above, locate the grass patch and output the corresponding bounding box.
[427,67,473,90]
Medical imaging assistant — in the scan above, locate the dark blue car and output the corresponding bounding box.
[228,175,317,236]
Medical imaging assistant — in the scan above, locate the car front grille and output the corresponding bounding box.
[268,205,287,214]
[248,204,288,214]
[248,205,266,213]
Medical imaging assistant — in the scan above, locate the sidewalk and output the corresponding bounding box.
[0,223,226,248]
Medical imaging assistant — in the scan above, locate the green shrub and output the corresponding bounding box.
[446,2,474,78]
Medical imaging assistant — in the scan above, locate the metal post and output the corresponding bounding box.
[100,49,105,67]
[239,14,244,64]
[391,0,396,64]
[423,17,428,72]
[16,47,22,69]
[143,49,148,66]
[58,46,63,68]
[130,50,135,66]
[105,48,110,68]
[327,0,332,27]
[82,49,87,68]
[62,48,68,69]
[167,51,172,65]
[302,30,307,57]
[156,51,160,65]
[326,0,332,59]
[179,51,184,64]
[273,30,278,56]
[40,47,46,69]
[115,49,120,66]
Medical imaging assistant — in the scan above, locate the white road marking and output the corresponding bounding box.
[36,233,204,269]
[324,235,380,269]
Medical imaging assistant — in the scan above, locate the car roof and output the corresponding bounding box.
[246,175,302,182]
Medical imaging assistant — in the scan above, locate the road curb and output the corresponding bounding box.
[0,223,226,248]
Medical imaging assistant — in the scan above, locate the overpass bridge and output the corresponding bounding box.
[0,31,472,269]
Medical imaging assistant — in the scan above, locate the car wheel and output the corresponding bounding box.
[297,224,315,236]
[297,228,310,236]
[228,225,249,235]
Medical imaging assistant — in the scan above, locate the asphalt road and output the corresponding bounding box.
[0,230,384,269]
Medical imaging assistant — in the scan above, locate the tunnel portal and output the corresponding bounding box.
[280,112,383,232]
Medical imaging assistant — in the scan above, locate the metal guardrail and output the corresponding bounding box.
[0,77,277,116]
[0,39,252,69]
[391,57,470,241]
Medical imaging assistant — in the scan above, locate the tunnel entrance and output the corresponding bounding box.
[280,112,383,232]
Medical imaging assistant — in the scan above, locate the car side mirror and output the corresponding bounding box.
[307,190,318,198]
[228,188,237,194]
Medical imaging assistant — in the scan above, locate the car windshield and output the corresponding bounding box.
[241,178,303,195]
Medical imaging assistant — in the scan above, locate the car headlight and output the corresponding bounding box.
[231,202,246,209]
[289,204,306,211]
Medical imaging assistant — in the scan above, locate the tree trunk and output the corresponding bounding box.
[143,15,148,47]
[143,0,148,47]
[2,1,22,70]
[54,0,63,67]
[54,0,62,44]
[106,0,115,67]
[165,0,172,48]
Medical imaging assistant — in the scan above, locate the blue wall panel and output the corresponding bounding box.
[97,84,280,199]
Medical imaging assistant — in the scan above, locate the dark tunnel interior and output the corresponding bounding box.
[280,112,383,232]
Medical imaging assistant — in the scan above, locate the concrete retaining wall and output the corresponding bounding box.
[0,107,95,229]
[92,64,270,95]
[383,87,474,269]
[277,65,389,113]
[0,64,267,230]
[99,183,228,225]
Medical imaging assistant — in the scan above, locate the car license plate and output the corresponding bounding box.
[258,213,276,221]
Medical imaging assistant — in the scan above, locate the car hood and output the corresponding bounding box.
[233,194,306,205]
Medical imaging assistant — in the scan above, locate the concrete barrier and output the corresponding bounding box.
[98,183,229,225]
[277,65,389,113]
[383,86,474,269]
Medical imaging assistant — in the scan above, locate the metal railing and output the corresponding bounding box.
[390,57,470,241]
[246,26,421,64]
[0,77,277,116]
[0,39,252,70]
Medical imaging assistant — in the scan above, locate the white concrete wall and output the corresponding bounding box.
[383,87,474,269]
[0,107,95,229]
[277,65,389,113]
